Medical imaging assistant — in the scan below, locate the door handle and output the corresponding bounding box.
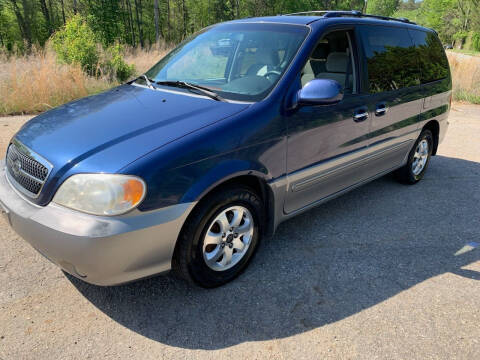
[353,110,369,122]
[375,103,388,116]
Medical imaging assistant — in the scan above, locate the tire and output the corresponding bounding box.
[395,129,433,184]
[173,185,264,288]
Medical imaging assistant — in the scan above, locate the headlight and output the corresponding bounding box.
[53,174,146,216]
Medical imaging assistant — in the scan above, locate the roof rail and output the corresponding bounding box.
[283,10,416,25]
[283,10,331,16]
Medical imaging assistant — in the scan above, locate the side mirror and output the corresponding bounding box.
[296,79,343,106]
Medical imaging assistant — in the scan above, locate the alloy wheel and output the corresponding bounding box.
[202,205,254,271]
[412,139,429,176]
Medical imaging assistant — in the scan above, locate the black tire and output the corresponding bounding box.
[173,185,264,288]
[395,129,433,184]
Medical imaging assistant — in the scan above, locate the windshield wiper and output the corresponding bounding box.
[154,80,225,101]
[135,74,156,90]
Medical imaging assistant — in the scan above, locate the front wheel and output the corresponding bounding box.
[173,185,263,288]
[395,129,433,184]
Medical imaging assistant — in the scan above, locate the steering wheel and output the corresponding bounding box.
[263,70,281,81]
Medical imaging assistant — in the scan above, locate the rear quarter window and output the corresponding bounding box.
[408,29,450,84]
[359,25,420,93]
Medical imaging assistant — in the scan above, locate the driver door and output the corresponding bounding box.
[285,28,372,214]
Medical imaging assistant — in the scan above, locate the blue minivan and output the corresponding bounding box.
[0,11,451,287]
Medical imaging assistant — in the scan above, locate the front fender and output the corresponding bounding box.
[180,159,269,203]
[177,156,280,238]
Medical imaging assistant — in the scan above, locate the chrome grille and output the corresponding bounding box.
[5,140,52,197]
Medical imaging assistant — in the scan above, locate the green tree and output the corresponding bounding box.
[366,0,400,17]
[85,1,125,47]
[418,0,461,43]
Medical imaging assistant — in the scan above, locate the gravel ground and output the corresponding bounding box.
[0,104,479,359]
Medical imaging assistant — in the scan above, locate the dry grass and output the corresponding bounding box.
[0,48,111,115]
[0,43,172,116]
[124,42,172,75]
[447,51,480,104]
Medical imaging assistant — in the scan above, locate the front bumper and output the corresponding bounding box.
[0,160,194,286]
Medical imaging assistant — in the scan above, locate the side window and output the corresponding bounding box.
[301,30,357,94]
[359,26,419,93]
[408,29,449,84]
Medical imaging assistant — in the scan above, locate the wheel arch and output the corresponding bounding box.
[181,170,276,241]
[171,171,277,274]
[422,120,440,155]
[197,172,275,238]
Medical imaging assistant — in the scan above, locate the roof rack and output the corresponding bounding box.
[283,10,416,25]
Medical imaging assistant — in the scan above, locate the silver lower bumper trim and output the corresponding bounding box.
[0,160,195,286]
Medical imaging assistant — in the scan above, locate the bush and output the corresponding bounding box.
[104,44,135,82]
[453,31,469,42]
[51,15,99,75]
[51,17,134,82]
[472,33,480,52]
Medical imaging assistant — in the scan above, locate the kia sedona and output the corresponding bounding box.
[0,10,451,287]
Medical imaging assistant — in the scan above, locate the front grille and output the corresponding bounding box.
[6,141,51,197]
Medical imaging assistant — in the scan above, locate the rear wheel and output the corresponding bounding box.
[395,129,433,184]
[173,185,263,288]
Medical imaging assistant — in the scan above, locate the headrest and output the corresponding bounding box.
[311,43,329,60]
[326,52,349,73]
[255,48,280,66]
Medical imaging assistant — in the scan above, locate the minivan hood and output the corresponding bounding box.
[15,84,249,174]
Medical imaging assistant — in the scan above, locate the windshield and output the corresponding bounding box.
[144,23,309,102]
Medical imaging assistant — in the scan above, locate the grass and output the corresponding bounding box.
[446,52,480,105]
[448,49,480,57]
[453,89,480,104]
[0,43,171,116]
[0,49,106,115]
[123,42,172,75]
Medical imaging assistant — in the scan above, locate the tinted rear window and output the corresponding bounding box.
[359,25,419,93]
[408,29,449,84]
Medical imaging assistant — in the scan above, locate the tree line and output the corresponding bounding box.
[390,0,480,48]
[0,0,367,52]
[1,0,479,53]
